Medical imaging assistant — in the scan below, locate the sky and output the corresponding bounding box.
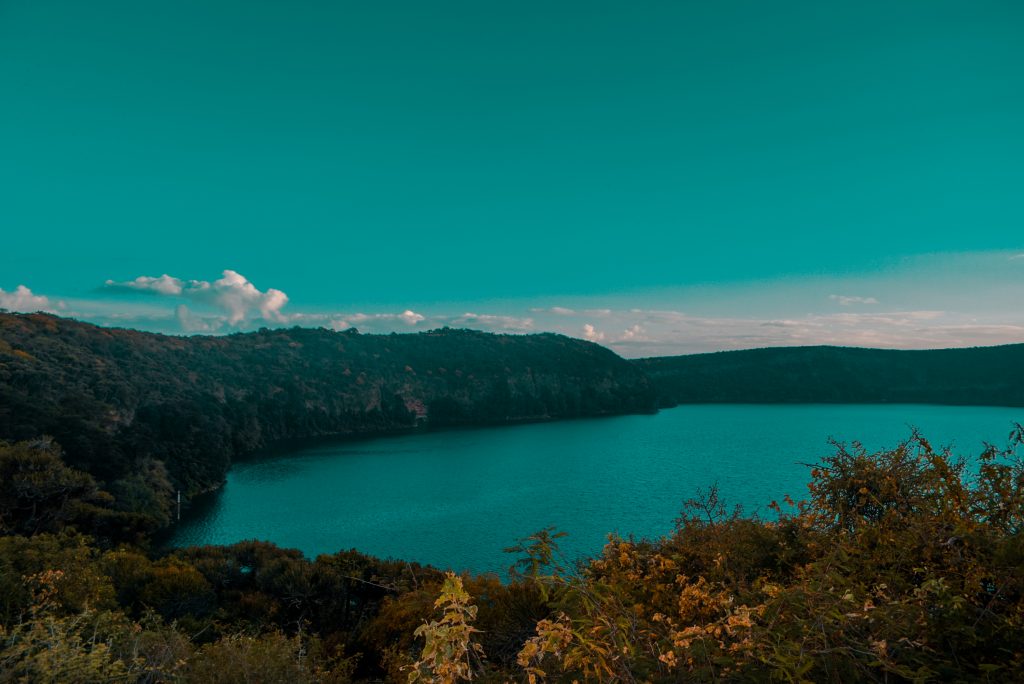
[1,0,1023,357]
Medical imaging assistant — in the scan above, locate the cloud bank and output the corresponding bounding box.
[100,270,539,336]
[7,250,1024,356]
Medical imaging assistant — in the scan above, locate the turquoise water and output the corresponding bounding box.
[170,404,1023,575]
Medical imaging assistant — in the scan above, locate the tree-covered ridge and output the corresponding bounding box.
[2,428,1023,682]
[0,312,655,511]
[636,344,1024,407]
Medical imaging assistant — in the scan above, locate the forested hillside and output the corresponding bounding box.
[3,316,1024,680]
[637,344,1024,407]
[0,313,655,512]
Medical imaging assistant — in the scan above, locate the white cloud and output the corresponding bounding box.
[208,270,288,324]
[530,306,577,316]
[582,323,605,342]
[826,310,944,326]
[289,309,534,335]
[450,312,534,331]
[620,324,645,341]
[830,294,880,306]
[175,304,216,333]
[314,310,425,329]
[106,269,289,326]
[105,274,185,295]
[399,309,425,325]
[0,285,54,312]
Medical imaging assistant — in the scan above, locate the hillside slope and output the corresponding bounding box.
[636,344,1024,407]
[0,314,656,497]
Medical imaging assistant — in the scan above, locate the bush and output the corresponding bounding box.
[2,427,1023,681]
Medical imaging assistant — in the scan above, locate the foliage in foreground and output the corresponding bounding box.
[2,426,1024,682]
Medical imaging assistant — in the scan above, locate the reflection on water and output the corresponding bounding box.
[170,404,1024,575]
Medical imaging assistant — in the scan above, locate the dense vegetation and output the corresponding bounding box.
[0,313,655,529]
[2,427,1023,682]
[636,344,1024,407]
[5,314,1024,680]
[6,313,1024,541]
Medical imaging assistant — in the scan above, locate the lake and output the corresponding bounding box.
[170,404,1023,575]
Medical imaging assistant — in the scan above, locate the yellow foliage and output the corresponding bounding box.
[406,572,485,684]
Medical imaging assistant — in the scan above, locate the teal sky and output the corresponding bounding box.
[2,1,1023,355]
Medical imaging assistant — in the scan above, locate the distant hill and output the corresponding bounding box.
[635,344,1024,407]
[0,313,656,498]
[6,312,1023,518]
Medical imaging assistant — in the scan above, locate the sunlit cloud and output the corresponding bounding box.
[175,304,216,333]
[399,310,425,325]
[582,323,605,342]
[286,310,534,335]
[0,285,59,313]
[310,311,428,331]
[200,270,289,325]
[105,274,186,296]
[106,270,289,327]
[450,312,534,331]
[621,324,646,341]
[531,306,578,316]
[830,294,879,306]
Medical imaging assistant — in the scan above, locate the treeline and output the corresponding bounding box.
[5,311,1024,542]
[0,313,655,528]
[3,429,1024,681]
[636,344,1024,407]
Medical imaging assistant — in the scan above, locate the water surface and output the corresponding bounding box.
[171,404,1023,574]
